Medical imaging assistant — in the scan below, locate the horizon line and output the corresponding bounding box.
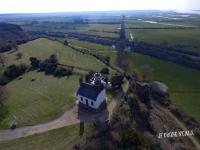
[0,9,194,15]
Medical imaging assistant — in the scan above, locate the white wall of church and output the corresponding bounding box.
[77,95,98,109]
[96,89,106,108]
[77,89,106,109]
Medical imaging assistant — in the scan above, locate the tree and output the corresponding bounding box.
[110,74,124,90]
[44,63,57,75]
[48,54,58,64]
[100,68,109,75]
[64,40,69,46]
[29,57,40,68]
[54,67,72,77]
[15,52,23,59]
[4,64,27,79]
[85,71,95,83]
[39,60,48,71]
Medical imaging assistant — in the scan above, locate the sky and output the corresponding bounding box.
[0,0,200,14]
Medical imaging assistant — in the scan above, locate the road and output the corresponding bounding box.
[0,100,117,141]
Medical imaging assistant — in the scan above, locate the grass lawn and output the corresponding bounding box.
[128,53,200,123]
[0,71,79,128]
[3,38,104,71]
[126,27,200,53]
[0,124,90,150]
[0,38,106,128]
[67,38,117,64]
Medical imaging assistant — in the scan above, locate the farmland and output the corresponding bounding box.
[128,53,200,122]
[9,12,200,124]
[125,13,200,53]
[0,10,200,149]
[126,28,200,53]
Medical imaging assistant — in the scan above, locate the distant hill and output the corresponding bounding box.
[0,22,34,52]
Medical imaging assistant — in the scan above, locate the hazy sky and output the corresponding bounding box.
[0,0,199,14]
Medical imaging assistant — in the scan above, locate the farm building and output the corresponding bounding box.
[76,73,107,112]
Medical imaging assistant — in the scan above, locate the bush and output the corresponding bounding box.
[48,54,58,64]
[54,67,72,77]
[4,64,27,79]
[100,67,109,75]
[44,63,57,75]
[64,40,69,46]
[32,55,73,77]
[85,71,95,83]
[15,52,22,59]
[30,57,40,68]
[121,128,141,148]
[39,60,48,71]
[110,74,124,86]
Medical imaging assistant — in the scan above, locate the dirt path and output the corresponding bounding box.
[0,100,117,141]
[156,104,200,149]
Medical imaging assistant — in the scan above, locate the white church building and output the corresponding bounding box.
[76,73,107,112]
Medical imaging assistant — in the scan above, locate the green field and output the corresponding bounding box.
[128,53,200,122]
[125,20,200,53]
[126,28,200,52]
[0,38,106,128]
[60,38,200,123]
[0,71,79,128]
[67,38,117,64]
[0,124,90,150]
[3,38,104,70]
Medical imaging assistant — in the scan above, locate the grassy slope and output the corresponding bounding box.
[0,38,105,128]
[0,124,90,150]
[68,38,117,65]
[128,53,200,122]
[0,71,79,128]
[4,38,104,70]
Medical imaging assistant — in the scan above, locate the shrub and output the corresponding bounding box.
[44,63,57,75]
[64,40,69,46]
[48,54,58,64]
[29,57,40,68]
[15,52,22,59]
[110,74,124,87]
[54,67,73,77]
[39,60,48,71]
[4,64,27,79]
[100,67,109,75]
[85,71,95,83]
[121,128,141,148]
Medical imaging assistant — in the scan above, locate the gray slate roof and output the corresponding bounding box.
[77,83,104,101]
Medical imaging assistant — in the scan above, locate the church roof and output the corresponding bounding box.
[77,83,104,101]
